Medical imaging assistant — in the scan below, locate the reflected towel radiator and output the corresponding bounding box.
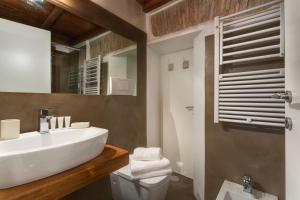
[83,56,101,95]
[68,70,79,90]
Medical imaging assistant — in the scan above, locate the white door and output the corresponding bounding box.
[161,49,194,179]
[285,0,300,199]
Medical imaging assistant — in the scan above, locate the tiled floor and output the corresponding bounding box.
[166,173,196,200]
[64,173,196,200]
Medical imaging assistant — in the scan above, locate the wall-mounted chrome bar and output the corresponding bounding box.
[220,93,281,98]
[224,12,280,31]
[219,118,285,128]
[223,27,280,42]
[222,53,281,64]
[219,102,284,107]
[223,7,280,27]
[220,73,284,81]
[219,78,284,86]
[219,88,285,94]
[219,110,285,118]
[219,83,285,89]
[221,68,283,77]
[220,0,283,21]
[219,114,285,123]
[219,98,285,102]
[223,36,280,49]
[223,45,280,57]
[223,18,280,34]
[219,106,285,112]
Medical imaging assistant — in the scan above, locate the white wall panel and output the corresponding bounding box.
[0,19,51,93]
[146,47,162,147]
[285,0,300,199]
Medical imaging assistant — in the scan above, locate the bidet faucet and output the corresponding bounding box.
[242,175,252,193]
[39,108,52,134]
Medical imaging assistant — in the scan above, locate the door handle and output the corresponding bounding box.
[185,106,194,111]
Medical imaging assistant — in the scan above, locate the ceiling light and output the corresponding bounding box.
[26,0,45,7]
[28,0,44,3]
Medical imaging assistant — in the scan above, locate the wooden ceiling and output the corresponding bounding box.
[136,0,173,12]
[0,0,107,46]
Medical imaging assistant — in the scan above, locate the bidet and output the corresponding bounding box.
[217,180,278,200]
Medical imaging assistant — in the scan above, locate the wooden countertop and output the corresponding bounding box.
[0,145,129,200]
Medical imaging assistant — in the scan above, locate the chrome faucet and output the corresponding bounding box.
[242,175,252,193]
[39,108,52,134]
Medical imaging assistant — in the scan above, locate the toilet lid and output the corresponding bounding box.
[115,165,169,188]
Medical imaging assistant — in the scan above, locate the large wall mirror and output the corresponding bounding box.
[0,0,137,96]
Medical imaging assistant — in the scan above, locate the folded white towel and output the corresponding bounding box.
[132,147,161,161]
[131,168,172,180]
[130,155,170,176]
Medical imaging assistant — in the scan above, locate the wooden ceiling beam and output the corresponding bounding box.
[51,32,71,46]
[41,7,64,29]
[137,0,173,12]
[136,0,148,4]
[69,27,107,46]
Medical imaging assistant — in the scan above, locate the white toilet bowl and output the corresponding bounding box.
[110,165,170,200]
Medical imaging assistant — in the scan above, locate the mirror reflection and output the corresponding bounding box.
[0,0,137,96]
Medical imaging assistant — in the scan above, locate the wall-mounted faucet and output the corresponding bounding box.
[39,108,52,134]
[242,175,252,193]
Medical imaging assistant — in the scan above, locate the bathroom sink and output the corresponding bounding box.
[217,181,278,200]
[0,127,108,189]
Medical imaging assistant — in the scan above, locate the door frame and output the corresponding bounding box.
[147,25,212,200]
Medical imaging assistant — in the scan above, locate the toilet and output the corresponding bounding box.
[110,165,171,200]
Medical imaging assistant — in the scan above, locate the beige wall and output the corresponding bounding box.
[204,36,285,200]
[91,0,146,31]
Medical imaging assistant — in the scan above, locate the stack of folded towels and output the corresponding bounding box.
[129,147,172,180]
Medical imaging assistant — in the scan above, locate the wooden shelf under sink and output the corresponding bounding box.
[0,145,129,200]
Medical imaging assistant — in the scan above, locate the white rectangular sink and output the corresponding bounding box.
[0,127,108,189]
[217,181,278,200]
